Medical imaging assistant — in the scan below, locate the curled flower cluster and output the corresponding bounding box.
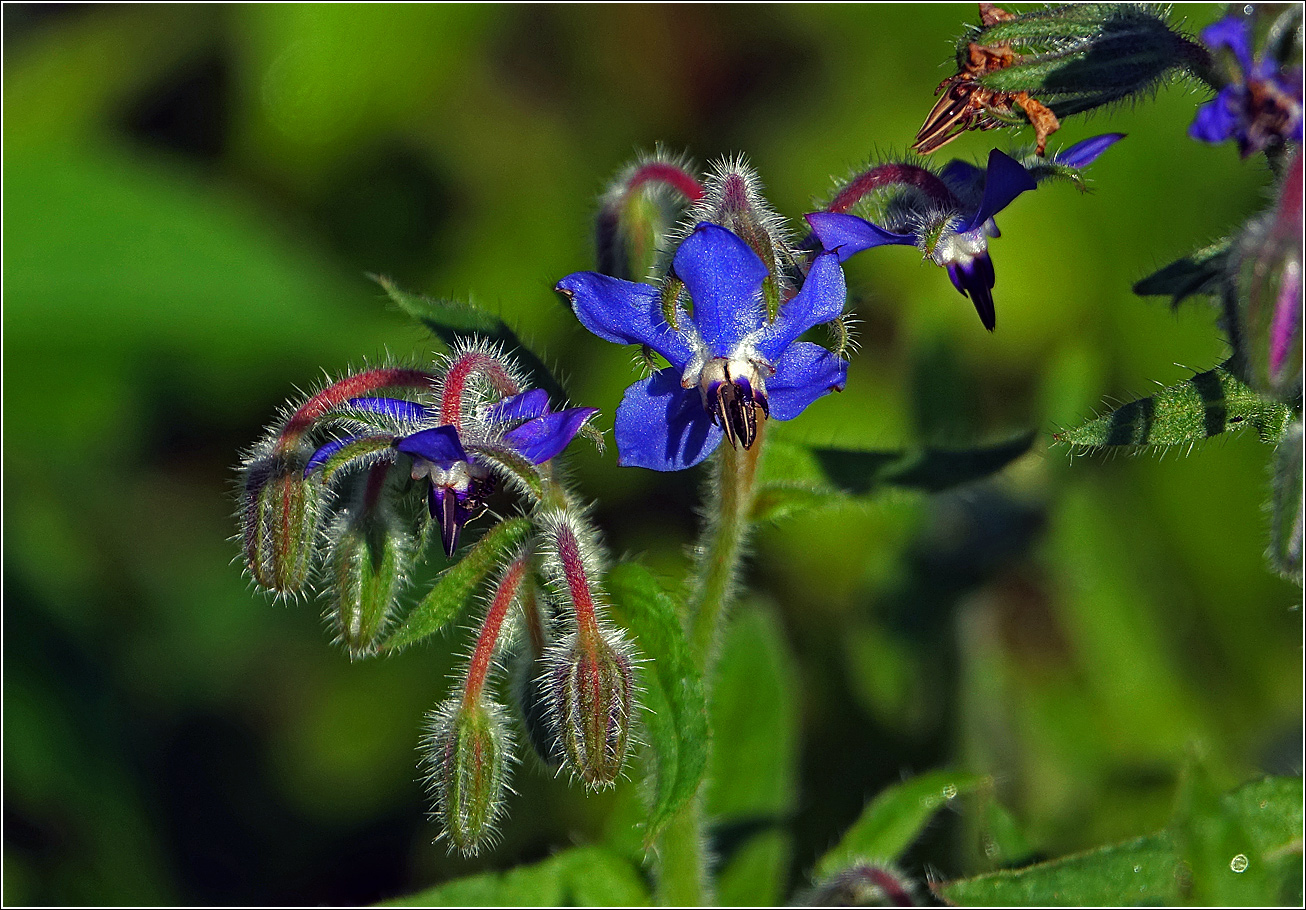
[238,341,637,855]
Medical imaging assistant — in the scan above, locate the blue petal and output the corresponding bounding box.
[1053,133,1126,168]
[345,396,432,422]
[671,223,770,356]
[1188,88,1241,143]
[556,271,698,369]
[614,369,723,471]
[304,436,359,476]
[487,388,550,423]
[395,425,469,469]
[765,342,848,422]
[754,251,847,363]
[502,406,599,464]
[1201,15,1254,72]
[939,158,985,204]
[805,212,916,262]
[961,150,1037,232]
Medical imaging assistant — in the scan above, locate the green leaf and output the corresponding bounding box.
[938,775,1304,906]
[1133,240,1232,309]
[371,274,568,404]
[752,432,1036,522]
[939,832,1180,906]
[816,770,988,879]
[381,517,532,652]
[378,845,647,907]
[1054,364,1293,449]
[604,563,709,848]
[708,606,801,906]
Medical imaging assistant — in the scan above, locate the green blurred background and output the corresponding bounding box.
[4,3,1299,905]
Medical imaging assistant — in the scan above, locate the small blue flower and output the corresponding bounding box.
[805,140,1121,331]
[556,223,848,471]
[306,389,597,555]
[1190,14,1303,157]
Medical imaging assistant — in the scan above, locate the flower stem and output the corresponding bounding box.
[655,419,767,905]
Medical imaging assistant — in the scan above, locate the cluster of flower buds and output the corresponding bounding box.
[238,340,642,853]
[562,152,853,471]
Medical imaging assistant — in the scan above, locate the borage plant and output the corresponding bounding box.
[238,2,1303,906]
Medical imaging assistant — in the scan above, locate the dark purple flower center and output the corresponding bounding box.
[696,357,770,450]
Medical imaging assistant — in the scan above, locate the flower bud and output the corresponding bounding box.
[798,862,918,907]
[1270,420,1303,584]
[686,157,794,290]
[595,149,703,281]
[546,627,636,788]
[239,449,323,594]
[420,695,513,857]
[1225,150,1302,402]
[326,492,411,660]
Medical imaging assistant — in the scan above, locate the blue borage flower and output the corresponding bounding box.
[304,370,597,557]
[1190,14,1303,158]
[556,222,848,471]
[805,136,1123,331]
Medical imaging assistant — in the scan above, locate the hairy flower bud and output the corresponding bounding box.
[798,862,918,907]
[1270,420,1303,584]
[596,148,704,281]
[1226,149,1302,401]
[546,627,636,788]
[240,449,323,594]
[326,473,411,659]
[420,695,513,857]
[684,156,794,290]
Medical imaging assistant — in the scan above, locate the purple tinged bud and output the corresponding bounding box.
[1053,132,1126,168]
[546,628,636,788]
[799,862,918,907]
[420,695,512,857]
[240,450,323,594]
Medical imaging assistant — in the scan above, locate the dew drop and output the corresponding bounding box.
[942,784,958,799]
[1133,865,1142,873]
[1231,854,1249,873]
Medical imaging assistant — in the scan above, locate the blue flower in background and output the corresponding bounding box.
[305,389,596,555]
[805,139,1122,331]
[1190,14,1303,158]
[557,223,848,471]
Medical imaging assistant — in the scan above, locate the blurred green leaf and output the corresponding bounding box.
[381,517,531,652]
[604,563,709,848]
[816,770,988,878]
[372,274,569,404]
[939,775,1304,906]
[1133,240,1232,309]
[939,832,1180,906]
[1054,365,1292,449]
[378,844,647,906]
[708,606,800,906]
[752,433,1035,522]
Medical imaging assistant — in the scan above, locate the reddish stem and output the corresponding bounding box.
[463,553,531,706]
[626,162,706,203]
[556,523,599,643]
[827,163,960,214]
[279,368,436,446]
[439,351,522,427]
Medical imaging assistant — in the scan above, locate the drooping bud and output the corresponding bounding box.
[1270,420,1303,584]
[325,465,411,660]
[240,447,324,594]
[419,695,513,857]
[596,148,704,281]
[1225,149,1302,401]
[538,510,636,787]
[914,3,1207,155]
[685,156,794,289]
[798,863,918,907]
[546,626,636,788]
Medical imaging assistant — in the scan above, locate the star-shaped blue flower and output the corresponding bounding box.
[1189,14,1303,158]
[804,138,1122,331]
[305,389,596,555]
[556,223,848,471]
